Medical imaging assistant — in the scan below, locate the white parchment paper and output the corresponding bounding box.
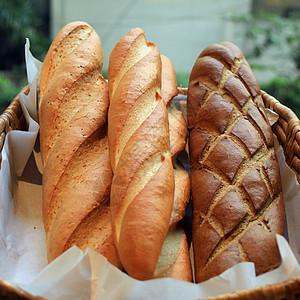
[0,39,299,299]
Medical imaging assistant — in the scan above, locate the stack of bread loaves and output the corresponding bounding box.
[38,21,285,283]
[38,22,192,281]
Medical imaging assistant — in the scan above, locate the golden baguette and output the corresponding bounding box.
[39,21,121,268]
[108,28,175,280]
[153,55,192,281]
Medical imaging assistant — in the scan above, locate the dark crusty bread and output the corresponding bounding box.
[107,28,175,280]
[187,42,285,283]
[39,21,121,268]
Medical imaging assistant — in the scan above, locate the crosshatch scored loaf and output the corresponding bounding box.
[187,41,285,283]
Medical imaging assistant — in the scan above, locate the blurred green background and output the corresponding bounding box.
[0,0,50,112]
[0,0,300,116]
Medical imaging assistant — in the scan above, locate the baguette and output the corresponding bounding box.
[187,42,285,283]
[39,21,121,268]
[153,56,192,281]
[107,28,175,280]
[161,54,178,106]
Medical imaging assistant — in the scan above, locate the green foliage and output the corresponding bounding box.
[261,77,300,117]
[102,70,108,80]
[0,75,24,113]
[231,12,300,117]
[231,12,300,72]
[176,71,189,88]
[0,0,49,69]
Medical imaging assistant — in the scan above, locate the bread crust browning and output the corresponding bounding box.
[39,22,120,267]
[161,55,178,105]
[108,28,175,280]
[188,42,285,283]
[154,225,192,282]
[42,77,109,237]
[39,21,104,165]
[152,58,192,281]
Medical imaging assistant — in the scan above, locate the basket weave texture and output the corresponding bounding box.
[0,86,299,299]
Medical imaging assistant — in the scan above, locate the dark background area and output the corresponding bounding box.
[0,0,49,112]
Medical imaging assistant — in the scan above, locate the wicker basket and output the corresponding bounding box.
[0,87,300,299]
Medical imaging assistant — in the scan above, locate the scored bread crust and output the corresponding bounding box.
[152,56,192,282]
[39,21,104,165]
[161,54,178,106]
[153,110,192,281]
[187,42,285,283]
[154,224,192,281]
[39,22,121,268]
[108,28,175,280]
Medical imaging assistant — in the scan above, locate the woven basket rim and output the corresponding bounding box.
[0,278,44,299]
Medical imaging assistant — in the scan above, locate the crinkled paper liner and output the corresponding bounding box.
[0,39,299,300]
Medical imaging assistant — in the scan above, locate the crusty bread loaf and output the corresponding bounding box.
[39,21,104,164]
[153,57,192,281]
[161,55,178,106]
[39,21,121,268]
[187,42,285,283]
[153,107,192,281]
[107,28,175,280]
[154,224,191,281]
[166,101,190,229]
